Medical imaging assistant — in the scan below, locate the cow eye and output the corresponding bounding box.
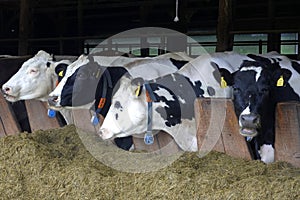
[233,87,241,93]
[29,68,38,74]
[77,72,87,79]
[260,88,269,93]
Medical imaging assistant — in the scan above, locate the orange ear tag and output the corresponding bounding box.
[98,98,106,108]
[146,90,152,102]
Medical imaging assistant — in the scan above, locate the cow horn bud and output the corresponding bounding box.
[131,77,144,86]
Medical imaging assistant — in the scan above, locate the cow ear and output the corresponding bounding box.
[46,62,51,68]
[211,62,234,88]
[55,63,68,77]
[51,54,56,61]
[131,77,144,86]
[131,77,144,97]
[213,68,234,88]
[273,68,292,87]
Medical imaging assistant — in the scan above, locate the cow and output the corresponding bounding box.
[48,52,192,109]
[1,50,73,124]
[98,52,251,152]
[47,52,192,151]
[218,52,300,163]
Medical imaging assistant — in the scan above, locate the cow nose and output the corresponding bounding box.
[98,128,113,140]
[48,96,59,107]
[240,113,260,127]
[2,86,11,94]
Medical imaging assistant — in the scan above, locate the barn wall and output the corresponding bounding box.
[0,0,298,56]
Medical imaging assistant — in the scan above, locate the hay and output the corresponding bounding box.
[0,125,298,200]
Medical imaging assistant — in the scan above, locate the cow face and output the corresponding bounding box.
[61,58,105,107]
[232,67,270,137]
[48,55,89,109]
[222,65,292,138]
[2,50,57,102]
[99,75,148,139]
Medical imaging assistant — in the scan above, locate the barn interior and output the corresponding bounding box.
[0,2,299,199]
[0,0,299,58]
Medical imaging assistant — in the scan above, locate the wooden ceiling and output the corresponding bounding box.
[0,0,299,39]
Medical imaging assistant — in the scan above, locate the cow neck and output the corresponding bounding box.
[91,67,128,125]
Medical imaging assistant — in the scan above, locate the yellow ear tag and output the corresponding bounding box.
[95,69,101,78]
[58,70,64,77]
[220,76,227,88]
[135,85,141,97]
[277,75,284,87]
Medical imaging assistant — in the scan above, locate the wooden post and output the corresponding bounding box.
[18,0,31,56]
[0,94,21,136]
[77,0,84,54]
[298,31,300,60]
[275,102,300,167]
[267,33,281,53]
[132,131,180,155]
[25,100,60,132]
[216,0,233,52]
[141,37,149,57]
[72,109,99,134]
[195,98,252,160]
[267,0,281,53]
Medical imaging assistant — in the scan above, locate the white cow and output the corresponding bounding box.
[99,52,252,151]
[2,50,73,123]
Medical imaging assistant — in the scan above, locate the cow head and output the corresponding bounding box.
[1,50,69,102]
[220,61,292,138]
[99,75,148,139]
[61,56,106,107]
[48,54,90,109]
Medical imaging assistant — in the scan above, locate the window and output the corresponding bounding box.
[233,34,267,54]
[281,33,298,54]
[188,35,216,55]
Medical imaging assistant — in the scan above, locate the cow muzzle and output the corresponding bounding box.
[1,86,18,102]
[48,96,61,109]
[98,128,114,140]
[239,113,260,137]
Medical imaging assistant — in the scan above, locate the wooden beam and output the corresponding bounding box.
[267,0,281,53]
[216,0,233,52]
[77,0,84,54]
[18,0,31,56]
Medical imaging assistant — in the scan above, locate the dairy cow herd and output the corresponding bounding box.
[2,50,300,164]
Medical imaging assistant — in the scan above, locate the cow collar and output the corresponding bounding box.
[143,82,157,145]
[91,70,113,125]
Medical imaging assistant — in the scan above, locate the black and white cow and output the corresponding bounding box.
[48,52,192,150]
[219,52,300,163]
[48,52,192,109]
[98,52,251,151]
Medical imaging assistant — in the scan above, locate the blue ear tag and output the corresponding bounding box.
[91,115,99,126]
[246,136,253,142]
[47,109,56,118]
[144,133,154,145]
